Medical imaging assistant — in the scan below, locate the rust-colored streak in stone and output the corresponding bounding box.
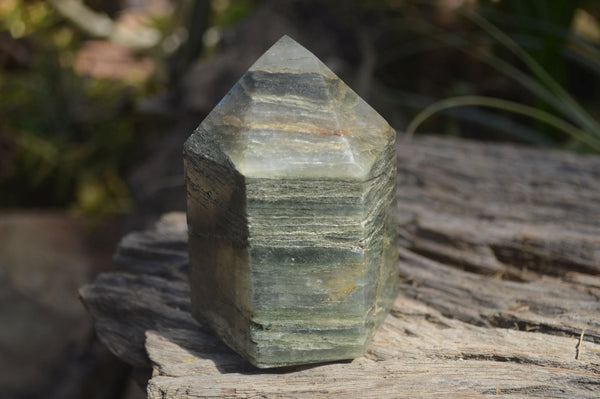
[314,129,348,137]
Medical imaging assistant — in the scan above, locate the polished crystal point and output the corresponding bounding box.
[184,35,398,368]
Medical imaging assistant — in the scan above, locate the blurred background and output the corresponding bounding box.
[1,0,599,398]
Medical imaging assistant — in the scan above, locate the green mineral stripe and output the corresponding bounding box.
[246,177,364,199]
[242,71,344,102]
[248,244,364,265]
[248,216,363,230]
[250,312,366,327]
[247,204,364,220]
[251,296,367,315]
[249,346,364,369]
[249,231,365,245]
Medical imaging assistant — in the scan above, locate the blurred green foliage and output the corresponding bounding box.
[480,0,600,143]
[0,0,261,217]
[365,0,600,152]
[0,0,142,216]
[497,0,578,82]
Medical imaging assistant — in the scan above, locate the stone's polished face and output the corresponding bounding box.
[184,35,399,368]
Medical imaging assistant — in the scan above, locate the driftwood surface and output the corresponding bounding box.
[80,136,600,398]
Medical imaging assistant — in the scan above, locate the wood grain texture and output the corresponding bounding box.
[80,136,600,398]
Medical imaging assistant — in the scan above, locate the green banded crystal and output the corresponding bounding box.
[184,35,398,368]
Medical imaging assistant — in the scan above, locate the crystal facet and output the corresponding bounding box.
[184,35,398,368]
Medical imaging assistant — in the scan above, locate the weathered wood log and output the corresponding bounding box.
[80,136,600,398]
